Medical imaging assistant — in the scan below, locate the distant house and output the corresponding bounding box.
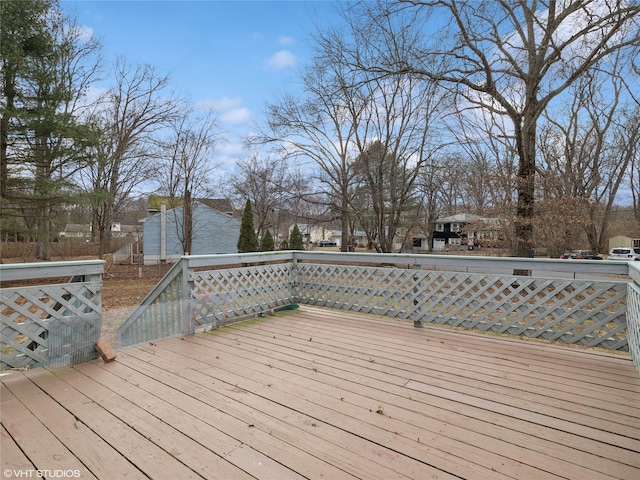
[142,202,241,264]
[429,213,502,251]
[288,225,367,248]
[60,224,92,241]
[110,223,141,240]
[328,230,367,248]
[608,235,640,252]
[60,223,140,242]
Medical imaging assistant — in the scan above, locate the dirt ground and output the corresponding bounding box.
[99,261,174,346]
[102,261,173,310]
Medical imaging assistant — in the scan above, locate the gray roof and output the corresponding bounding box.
[435,213,498,224]
[64,224,91,233]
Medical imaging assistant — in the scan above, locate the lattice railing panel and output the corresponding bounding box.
[296,264,629,350]
[1,282,102,369]
[191,263,295,327]
[627,283,640,372]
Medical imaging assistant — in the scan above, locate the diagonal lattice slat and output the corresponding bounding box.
[192,263,294,326]
[627,283,640,372]
[1,282,102,369]
[296,264,628,351]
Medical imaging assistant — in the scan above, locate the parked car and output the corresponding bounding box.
[608,247,640,261]
[560,250,603,260]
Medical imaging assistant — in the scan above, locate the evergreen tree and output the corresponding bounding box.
[279,238,289,250]
[237,199,258,253]
[289,224,304,250]
[260,229,274,251]
[1,0,101,258]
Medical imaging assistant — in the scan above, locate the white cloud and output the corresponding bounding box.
[199,96,242,111]
[220,107,252,124]
[219,139,245,156]
[265,50,297,71]
[216,136,249,169]
[74,25,95,42]
[278,36,295,45]
[196,97,252,125]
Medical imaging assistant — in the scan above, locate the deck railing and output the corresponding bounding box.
[117,251,640,374]
[1,254,637,374]
[118,252,297,347]
[0,260,104,370]
[626,263,640,373]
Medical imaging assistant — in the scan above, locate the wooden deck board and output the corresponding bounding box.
[2,305,639,480]
[184,323,638,478]
[1,424,36,472]
[181,318,638,479]
[116,347,453,480]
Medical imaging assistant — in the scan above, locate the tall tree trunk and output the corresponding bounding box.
[0,75,13,199]
[35,194,51,260]
[340,181,350,252]
[98,202,113,257]
[35,133,50,260]
[512,107,537,274]
[183,188,192,255]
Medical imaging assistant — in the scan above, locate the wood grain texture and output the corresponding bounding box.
[2,306,639,480]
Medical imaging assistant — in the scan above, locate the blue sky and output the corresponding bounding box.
[61,0,341,166]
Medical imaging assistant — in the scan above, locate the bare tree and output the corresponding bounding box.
[81,59,181,256]
[538,62,638,253]
[447,102,520,214]
[231,153,299,241]
[628,111,640,222]
[158,107,220,255]
[338,0,640,257]
[256,45,367,251]
[349,72,446,252]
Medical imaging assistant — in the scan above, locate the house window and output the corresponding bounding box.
[435,224,444,232]
[449,238,460,245]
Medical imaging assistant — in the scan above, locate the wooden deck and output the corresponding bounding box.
[2,306,639,480]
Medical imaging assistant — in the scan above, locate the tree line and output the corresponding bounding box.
[2,0,639,260]
[1,0,219,259]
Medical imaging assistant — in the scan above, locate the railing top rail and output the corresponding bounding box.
[184,251,296,268]
[628,262,640,284]
[293,251,631,276]
[178,251,631,278]
[0,260,104,282]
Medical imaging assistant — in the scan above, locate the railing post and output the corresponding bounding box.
[291,253,299,304]
[181,257,195,336]
[412,264,423,328]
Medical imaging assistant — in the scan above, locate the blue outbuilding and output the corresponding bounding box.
[142,201,240,264]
